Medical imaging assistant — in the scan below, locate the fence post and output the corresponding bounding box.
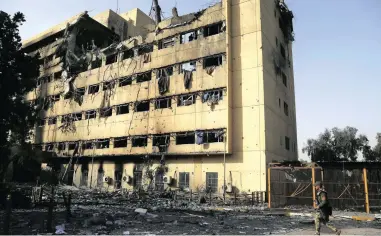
[251,192,254,205]
[363,168,370,214]
[267,168,271,208]
[3,193,12,235]
[312,167,316,208]
[190,190,192,202]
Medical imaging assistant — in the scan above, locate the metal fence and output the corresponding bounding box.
[268,163,381,213]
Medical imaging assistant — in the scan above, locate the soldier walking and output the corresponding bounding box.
[314,181,341,235]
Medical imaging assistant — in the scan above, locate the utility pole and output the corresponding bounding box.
[153,0,162,24]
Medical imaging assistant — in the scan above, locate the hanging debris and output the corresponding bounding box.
[278,0,295,43]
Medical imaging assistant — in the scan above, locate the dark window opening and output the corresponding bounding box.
[46,143,54,152]
[204,55,223,68]
[75,87,86,97]
[155,97,172,109]
[54,71,61,80]
[282,71,288,87]
[100,108,112,117]
[106,54,117,65]
[48,117,57,125]
[96,139,110,149]
[119,77,132,87]
[42,76,52,83]
[179,172,190,189]
[85,110,97,120]
[88,84,99,94]
[131,136,148,147]
[103,81,115,91]
[181,61,196,73]
[157,66,173,78]
[36,78,42,86]
[136,71,151,83]
[203,22,223,37]
[181,31,198,44]
[280,43,286,58]
[51,94,60,102]
[285,136,290,151]
[64,91,72,100]
[284,102,289,116]
[158,37,175,49]
[138,45,154,55]
[176,132,195,145]
[206,172,218,193]
[73,112,82,121]
[177,94,196,106]
[34,145,43,151]
[82,141,93,150]
[57,143,66,151]
[123,49,134,60]
[153,135,170,147]
[202,130,224,143]
[116,104,129,115]
[68,142,78,150]
[114,137,128,148]
[91,59,102,69]
[38,119,46,127]
[278,98,281,108]
[135,101,150,112]
[45,55,54,64]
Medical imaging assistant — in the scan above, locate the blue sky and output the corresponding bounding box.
[2,0,381,160]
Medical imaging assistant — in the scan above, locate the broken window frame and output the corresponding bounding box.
[68,142,79,151]
[91,58,102,69]
[114,137,128,148]
[50,94,61,103]
[180,61,196,73]
[103,80,115,91]
[177,94,196,107]
[45,143,55,152]
[75,87,86,98]
[204,54,223,68]
[131,136,148,147]
[134,100,150,112]
[57,142,66,151]
[284,101,289,116]
[206,172,218,193]
[176,132,195,145]
[116,103,130,115]
[100,108,112,118]
[203,22,224,38]
[155,97,172,109]
[158,37,176,50]
[152,135,170,147]
[82,141,94,150]
[201,130,225,143]
[118,76,132,87]
[136,71,152,83]
[47,117,57,125]
[105,54,117,65]
[138,44,154,55]
[85,110,97,120]
[201,89,224,104]
[88,84,100,95]
[179,172,190,189]
[96,139,110,149]
[156,66,174,79]
[180,30,198,44]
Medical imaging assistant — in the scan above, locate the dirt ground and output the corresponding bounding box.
[1,205,381,235]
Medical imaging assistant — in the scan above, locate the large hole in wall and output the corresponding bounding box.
[131,136,148,147]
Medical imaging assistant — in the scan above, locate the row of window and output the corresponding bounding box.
[36,53,225,99]
[37,88,225,126]
[36,21,225,85]
[35,129,226,152]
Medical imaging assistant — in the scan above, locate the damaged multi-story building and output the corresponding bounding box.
[23,0,297,194]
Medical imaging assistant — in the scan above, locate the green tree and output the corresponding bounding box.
[302,126,372,162]
[364,133,381,162]
[0,11,40,181]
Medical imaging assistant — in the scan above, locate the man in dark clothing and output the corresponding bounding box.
[314,181,341,235]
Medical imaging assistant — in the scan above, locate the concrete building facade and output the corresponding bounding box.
[23,0,297,194]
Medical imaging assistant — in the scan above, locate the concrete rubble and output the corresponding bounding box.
[1,184,380,235]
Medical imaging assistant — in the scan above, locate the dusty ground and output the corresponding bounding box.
[1,205,381,235]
